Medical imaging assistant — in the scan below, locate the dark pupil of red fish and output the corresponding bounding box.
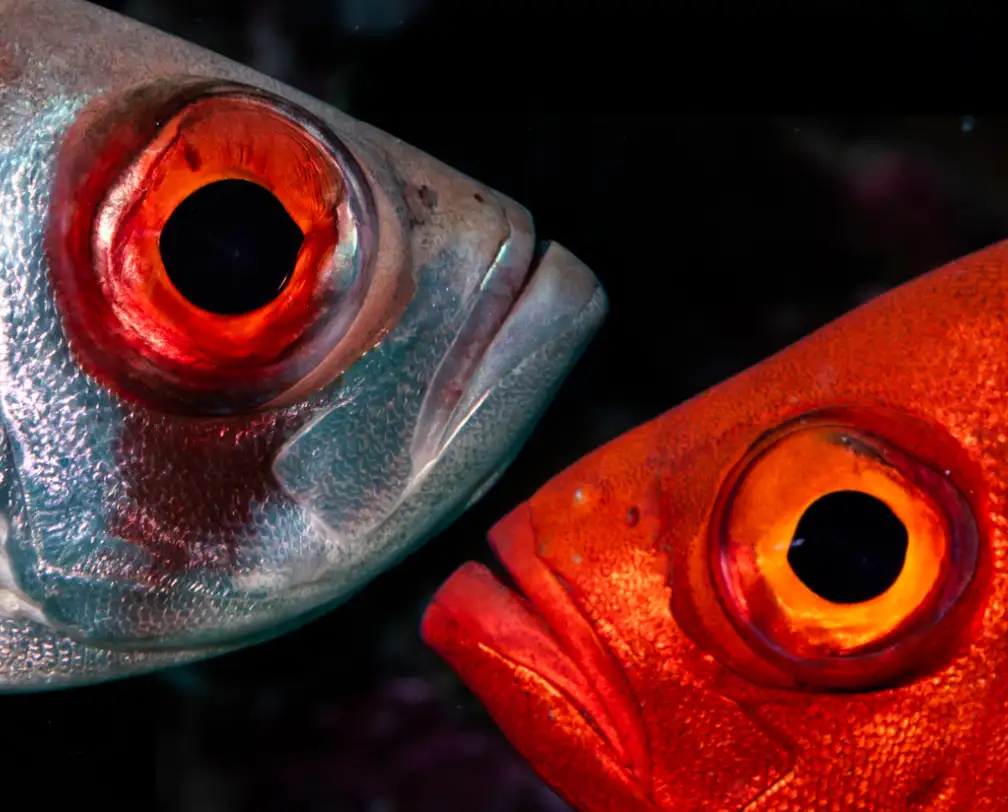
[787,489,908,604]
[108,408,311,580]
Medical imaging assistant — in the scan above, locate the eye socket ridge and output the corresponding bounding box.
[47,78,378,415]
[706,407,984,690]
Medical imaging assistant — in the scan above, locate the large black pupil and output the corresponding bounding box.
[787,490,908,604]
[159,179,303,315]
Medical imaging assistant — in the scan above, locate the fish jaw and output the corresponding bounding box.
[421,503,656,812]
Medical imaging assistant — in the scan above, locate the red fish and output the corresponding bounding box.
[422,240,1008,810]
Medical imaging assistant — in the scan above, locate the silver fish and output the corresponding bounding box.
[0,0,607,690]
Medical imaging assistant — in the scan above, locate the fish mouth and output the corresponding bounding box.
[421,503,652,796]
[410,216,606,470]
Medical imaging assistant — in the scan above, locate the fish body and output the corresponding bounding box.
[423,241,1008,809]
[0,0,606,690]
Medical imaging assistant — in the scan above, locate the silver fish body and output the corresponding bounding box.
[0,0,607,689]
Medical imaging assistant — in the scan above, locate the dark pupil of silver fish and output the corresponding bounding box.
[786,490,908,604]
[159,179,303,315]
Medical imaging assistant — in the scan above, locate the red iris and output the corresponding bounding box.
[47,79,373,414]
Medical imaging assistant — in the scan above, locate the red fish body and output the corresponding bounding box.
[422,241,1008,810]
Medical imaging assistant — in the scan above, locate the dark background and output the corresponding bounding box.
[9,1,1008,810]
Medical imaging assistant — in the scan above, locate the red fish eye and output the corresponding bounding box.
[47,79,378,414]
[708,410,983,689]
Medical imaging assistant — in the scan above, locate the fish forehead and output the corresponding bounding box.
[0,0,523,649]
[2,0,342,122]
[0,0,464,208]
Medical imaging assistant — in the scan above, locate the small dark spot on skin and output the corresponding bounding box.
[906,768,948,808]
[418,184,437,208]
[473,193,485,203]
[0,46,24,83]
[626,506,640,527]
[403,184,437,228]
[182,141,202,172]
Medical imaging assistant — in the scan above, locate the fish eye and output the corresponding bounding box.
[46,79,376,414]
[709,412,980,689]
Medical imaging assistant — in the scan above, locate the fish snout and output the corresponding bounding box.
[421,501,654,812]
[412,239,608,478]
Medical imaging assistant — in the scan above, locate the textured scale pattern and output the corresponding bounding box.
[424,242,1008,809]
[0,0,607,688]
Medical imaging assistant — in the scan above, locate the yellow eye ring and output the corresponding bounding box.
[709,409,981,689]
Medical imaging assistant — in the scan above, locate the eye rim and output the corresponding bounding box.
[706,407,984,690]
[46,77,378,416]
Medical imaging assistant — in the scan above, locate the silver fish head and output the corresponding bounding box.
[0,0,607,689]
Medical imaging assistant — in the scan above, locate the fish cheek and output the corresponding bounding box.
[657,419,795,688]
[526,446,796,809]
[106,405,314,581]
[736,686,975,809]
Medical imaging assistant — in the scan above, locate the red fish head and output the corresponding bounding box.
[422,242,1008,810]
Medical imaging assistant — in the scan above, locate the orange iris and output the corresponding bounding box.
[710,412,980,688]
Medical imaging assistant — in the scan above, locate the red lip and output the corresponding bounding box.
[421,503,652,801]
